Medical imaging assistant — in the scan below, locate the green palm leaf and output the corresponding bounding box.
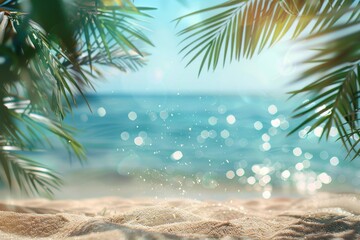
[0,151,62,197]
[0,0,153,196]
[74,1,154,74]
[0,97,84,196]
[176,0,357,75]
[289,20,360,160]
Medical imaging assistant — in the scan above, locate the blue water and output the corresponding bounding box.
[31,94,360,196]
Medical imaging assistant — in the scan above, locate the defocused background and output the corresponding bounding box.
[1,0,355,200]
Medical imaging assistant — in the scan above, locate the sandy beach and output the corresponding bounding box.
[0,193,359,239]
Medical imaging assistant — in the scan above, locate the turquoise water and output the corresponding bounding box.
[28,94,360,197]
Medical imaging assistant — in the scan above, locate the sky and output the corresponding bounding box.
[96,0,302,95]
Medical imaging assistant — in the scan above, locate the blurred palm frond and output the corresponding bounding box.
[0,97,84,196]
[74,2,154,74]
[0,0,153,196]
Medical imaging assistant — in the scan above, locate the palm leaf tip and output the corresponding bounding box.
[0,151,62,196]
[290,21,360,160]
[76,0,154,75]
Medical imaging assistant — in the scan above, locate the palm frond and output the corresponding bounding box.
[0,0,153,196]
[4,96,85,159]
[74,1,154,74]
[2,14,89,120]
[175,0,358,75]
[6,1,154,119]
[0,151,62,197]
[0,97,85,196]
[289,20,360,160]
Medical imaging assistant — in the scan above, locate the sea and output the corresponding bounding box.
[20,94,360,198]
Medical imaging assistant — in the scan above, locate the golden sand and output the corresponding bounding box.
[0,193,359,239]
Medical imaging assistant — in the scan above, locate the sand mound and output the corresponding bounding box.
[1,193,360,239]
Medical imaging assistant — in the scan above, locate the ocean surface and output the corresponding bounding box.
[23,94,360,198]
